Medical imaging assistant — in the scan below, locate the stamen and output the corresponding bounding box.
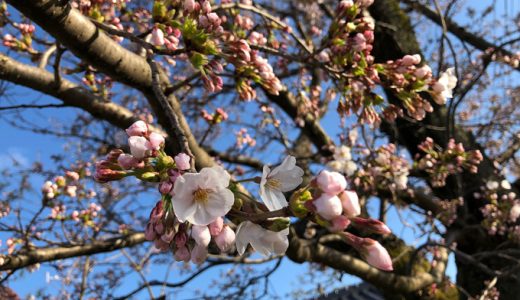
[193,188,210,204]
[266,178,282,189]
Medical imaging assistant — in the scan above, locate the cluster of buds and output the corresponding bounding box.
[49,202,102,227]
[201,60,224,93]
[82,71,114,98]
[379,55,434,120]
[483,47,520,69]
[289,170,392,270]
[436,197,464,226]
[71,0,129,22]
[2,23,36,54]
[224,39,283,100]
[235,128,256,148]
[415,137,483,187]
[327,145,358,176]
[151,26,181,51]
[41,170,91,201]
[201,107,228,124]
[357,144,410,193]
[478,179,520,240]
[146,210,236,264]
[94,120,170,183]
[98,121,238,262]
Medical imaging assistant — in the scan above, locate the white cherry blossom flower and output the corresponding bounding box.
[328,145,357,176]
[235,221,289,256]
[171,166,234,225]
[432,67,457,105]
[260,156,304,211]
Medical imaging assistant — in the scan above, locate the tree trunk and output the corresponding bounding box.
[369,0,520,298]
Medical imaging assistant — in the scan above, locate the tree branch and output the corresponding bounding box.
[0,233,145,272]
[402,0,520,72]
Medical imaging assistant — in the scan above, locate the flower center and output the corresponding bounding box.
[266,178,282,190]
[193,188,211,204]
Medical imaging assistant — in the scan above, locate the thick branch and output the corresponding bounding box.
[0,233,145,272]
[0,54,162,134]
[286,228,447,294]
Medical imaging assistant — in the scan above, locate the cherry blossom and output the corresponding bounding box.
[431,68,457,105]
[259,156,304,211]
[171,166,234,225]
[235,221,289,256]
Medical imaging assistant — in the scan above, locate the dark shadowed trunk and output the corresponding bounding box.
[369,0,520,298]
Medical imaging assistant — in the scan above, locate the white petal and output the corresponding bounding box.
[189,189,234,225]
[269,156,297,177]
[171,175,197,222]
[260,187,287,211]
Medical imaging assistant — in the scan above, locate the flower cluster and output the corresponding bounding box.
[224,39,283,100]
[235,128,256,149]
[316,1,458,125]
[95,121,393,270]
[49,202,102,228]
[478,179,520,240]
[42,170,95,201]
[288,169,393,270]
[415,137,483,187]
[356,144,410,193]
[2,23,36,54]
[327,145,358,176]
[94,120,168,182]
[201,107,228,124]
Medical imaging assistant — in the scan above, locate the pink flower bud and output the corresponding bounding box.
[145,223,157,241]
[184,0,196,12]
[128,136,149,159]
[191,244,208,264]
[316,170,347,195]
[214,225,235,252]
[313,194,343,220]
[351,217,391,235]
[161,230,175,243]
[118,154,141,169]
[401,54,421,66]
[174,153,191,170]
[159,181,173,194]
[65,171,80,181]
[147,132,165,150]
[328,215,351,232]
[154,238,170,251]
[362,239,393,271]
[201,0,212,14]
[209,217,224,236]
[174,232,187,247]
[339,190,360,217]
[414,65,432,79]
[65,185,77,198]
[151,27,165,46]
[191,225,211,247]
[125,120,148,137]
[174,246,191,262]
